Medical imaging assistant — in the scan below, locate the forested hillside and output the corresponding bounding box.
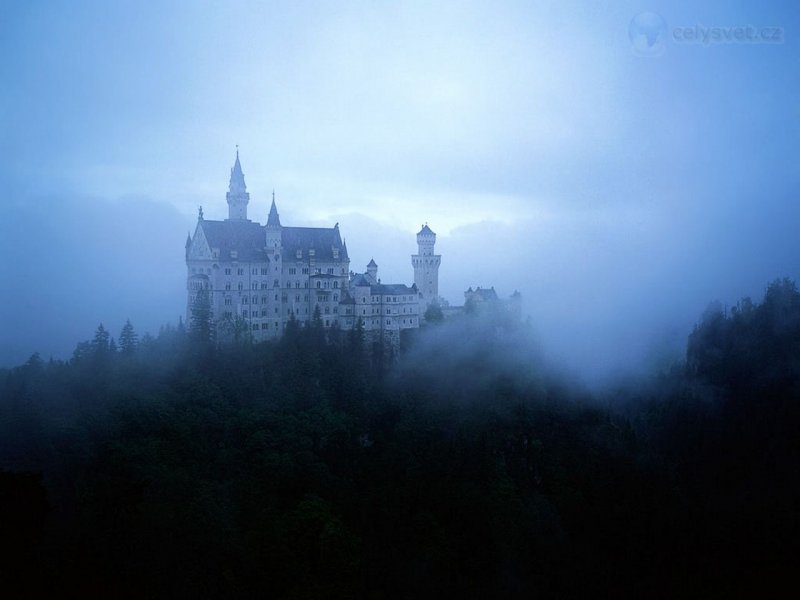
[2,280,798,598]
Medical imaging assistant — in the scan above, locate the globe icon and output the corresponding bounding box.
[629,12,668,56]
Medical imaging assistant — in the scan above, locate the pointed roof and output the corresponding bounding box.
[417,223,435,236]
[267,195,281,227]
[229,149,247,194]
[185,232,192,248]
[367,258,378,268]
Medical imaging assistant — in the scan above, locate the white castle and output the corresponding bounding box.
[185,152,441,343]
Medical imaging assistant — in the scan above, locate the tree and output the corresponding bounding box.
[189,287,214,344]
[424,301,444,324]
[119,319,138,355]
[92,324,110,356]
[217,313,249,344]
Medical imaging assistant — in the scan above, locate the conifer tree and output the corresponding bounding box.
[119,319,138,355]
[190,287,214,343]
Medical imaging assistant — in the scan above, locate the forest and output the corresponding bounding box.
[1,278,798,598]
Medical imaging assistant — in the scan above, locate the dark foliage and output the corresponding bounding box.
[1,279,798,598]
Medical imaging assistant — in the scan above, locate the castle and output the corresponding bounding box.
[185,152,441,344]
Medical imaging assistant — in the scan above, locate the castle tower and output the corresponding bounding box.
[366,258,378,283]
[226,148,250,220]
[266,192,281,249]
[412,224,440,307]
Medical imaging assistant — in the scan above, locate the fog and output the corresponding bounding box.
[2,1,798,383]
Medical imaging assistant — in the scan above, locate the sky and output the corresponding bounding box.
[1,0,798,382]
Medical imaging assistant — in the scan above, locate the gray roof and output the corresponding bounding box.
[199,219,267,262]
[350,273,371,287]
[418,224,435,236]
[197,219,348,263]
[367,258,377,267]
[282,226,348,262]
[370,283,417,296]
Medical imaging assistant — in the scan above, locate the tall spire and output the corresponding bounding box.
[229,148,246,195]
[267,193,281,227]
[226,147,250,220]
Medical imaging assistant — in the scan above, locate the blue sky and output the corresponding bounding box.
[1,1,798,380]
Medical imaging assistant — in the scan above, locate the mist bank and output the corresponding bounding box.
[0,196,187,367]
[3,186,799,387]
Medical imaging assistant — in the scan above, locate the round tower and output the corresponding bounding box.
[412,224,441,307]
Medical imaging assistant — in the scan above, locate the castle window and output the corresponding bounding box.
[225,282,231,291]
[295,295,300,302]
[262,310,267,317]
[327,267,334,274]
[333,281,339,289]
[261,282,268,289]
[288,268,296,275]
[333,294,338,301]
[273,280,279,287]
[323,281,329,289]
[362,298,366,303]
[242,310,248,317]
[224,311,232,318]
[237,268,244,275]
[261,268,268,275]
[238,282,243,291]
[324,307,330,314]
[225,268,231,275]
[224,297,232,306]
[316,281,321,289]
[252,282,258,290]
[295,281,300,288]
[242,297,248,304]
[274,294,279,301]
[304,282,308,288]
[302,267,309,274]
[261,296,267,304]
[274,307,278,314]
[252,295,257,303]
[333,307,338,314]
[325,319,329,327]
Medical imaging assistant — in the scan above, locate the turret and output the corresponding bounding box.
[266,192,281,249]
[366,258,378,283]
[412,223,441,309]
[226,148,250,220]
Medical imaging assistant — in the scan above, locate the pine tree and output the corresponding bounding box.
[92,324,110,356]
[119,319,139,355]
[190,287,214,343]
